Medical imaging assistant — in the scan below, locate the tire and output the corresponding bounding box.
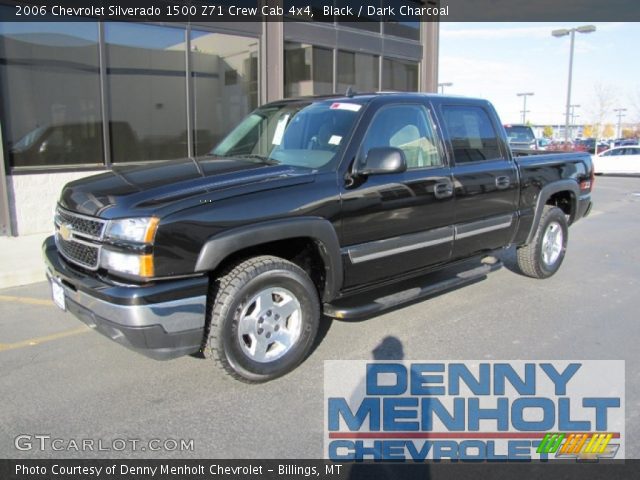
[205,255,320,383]
[516,206,568,279]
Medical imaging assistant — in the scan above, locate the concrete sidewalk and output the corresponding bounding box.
[0,232,49,288]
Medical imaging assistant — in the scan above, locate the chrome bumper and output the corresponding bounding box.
[43,236,208,360]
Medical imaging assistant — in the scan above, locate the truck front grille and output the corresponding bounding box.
[54,206,106,270]
[55,207,106,240]
[56,236,100,269]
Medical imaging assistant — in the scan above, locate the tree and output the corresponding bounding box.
[622,127,635,139]
[582,124,594,138]
[542,125,554,138]
[588,83,617,140]
[603,123,615,139]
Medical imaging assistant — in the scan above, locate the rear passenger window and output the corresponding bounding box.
[441,106,502,163]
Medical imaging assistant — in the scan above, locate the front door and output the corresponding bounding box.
[340,102,454,289]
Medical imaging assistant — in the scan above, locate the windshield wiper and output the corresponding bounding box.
[237,154,280,165]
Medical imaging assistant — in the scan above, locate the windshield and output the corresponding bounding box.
[213,101,361,169]
[505,126,535,143]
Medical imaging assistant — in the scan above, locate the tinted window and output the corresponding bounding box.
[441,106,502,163]
[382,58,418,91]
[190,30,258,156]
[0,19,103,167]
[360,104,442,169]
[337,51,379,93]
[284,42,333,97]
[105,23,187,163]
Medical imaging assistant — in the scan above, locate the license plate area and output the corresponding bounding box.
[51,278,66,311]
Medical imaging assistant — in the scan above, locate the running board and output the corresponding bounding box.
[323,260,503,320]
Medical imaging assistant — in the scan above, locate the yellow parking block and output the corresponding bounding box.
[0,295,53,307]
[0,326,90,352]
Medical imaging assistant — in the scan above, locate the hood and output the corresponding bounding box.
[59,157,315,218]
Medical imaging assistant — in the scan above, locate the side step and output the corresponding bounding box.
[323,260,503,320]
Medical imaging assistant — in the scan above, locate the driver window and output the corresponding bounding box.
[360,104,443,169]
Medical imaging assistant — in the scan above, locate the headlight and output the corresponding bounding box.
[105,217,159,243]
[101,250,154,278]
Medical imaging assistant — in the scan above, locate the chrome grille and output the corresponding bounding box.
[55,206,106,240]
[54,206,106,270]
[56,236,100,269]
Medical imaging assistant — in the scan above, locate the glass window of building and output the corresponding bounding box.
[382,58,419,91]
[336,0,381,33]
[105,23,187,163]
[382,0,421,40]
[336,50,379,93]
[190,30,259,156]
[284,42,333,97]
[0,20,102,168]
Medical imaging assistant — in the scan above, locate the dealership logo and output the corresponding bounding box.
[324,360,625,461]
[538,432,620,461]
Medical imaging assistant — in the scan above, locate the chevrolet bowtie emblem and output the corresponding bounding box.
[58,223,72,241]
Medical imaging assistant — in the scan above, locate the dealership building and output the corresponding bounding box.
[0,9,438,237]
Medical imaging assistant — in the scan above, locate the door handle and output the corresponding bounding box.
[434,182,453,199]
[495,176,511,189]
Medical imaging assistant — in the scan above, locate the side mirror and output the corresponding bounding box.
[359,147,407,176]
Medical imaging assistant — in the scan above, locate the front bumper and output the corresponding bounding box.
[43,236,208,360]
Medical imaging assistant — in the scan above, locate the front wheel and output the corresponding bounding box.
[516,206,568,279]
[205,256,320,383]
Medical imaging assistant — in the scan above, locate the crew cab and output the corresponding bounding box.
[43,93,593,382]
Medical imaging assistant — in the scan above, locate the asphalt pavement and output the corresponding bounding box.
[1,176,639,459]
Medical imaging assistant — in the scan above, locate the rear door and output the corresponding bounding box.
[437,102,519,259]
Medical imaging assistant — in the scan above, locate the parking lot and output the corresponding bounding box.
[1,176,639,459]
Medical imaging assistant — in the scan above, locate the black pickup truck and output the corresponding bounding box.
[43,93,593,382]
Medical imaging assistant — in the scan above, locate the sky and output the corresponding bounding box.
[438,22,640,128]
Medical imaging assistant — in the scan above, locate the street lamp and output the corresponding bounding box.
[552,25,596,144]
[517,92,534,124]
[614,108,627,138]
[438,82,453,94]
[570,104,580,139]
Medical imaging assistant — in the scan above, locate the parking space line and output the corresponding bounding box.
[0,295,52,307]
[0,326,90,352]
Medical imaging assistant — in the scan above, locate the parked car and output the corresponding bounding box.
[537,138,551,150]
[614,138,639,147]
[575,138,609,155]
[593,146,640,175]
[10,122,141,167]
[547,140,575,152]
[504,124,537,150]
[44,93,594,382]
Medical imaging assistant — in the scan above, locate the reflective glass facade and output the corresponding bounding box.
[0,16,436,236]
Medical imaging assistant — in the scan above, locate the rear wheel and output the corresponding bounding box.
[516,206,568,279]
[205,256,320,383]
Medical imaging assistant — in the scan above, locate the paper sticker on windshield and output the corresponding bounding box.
[330,102,361,112]
[328,135,342,146]
[272,114,290,145]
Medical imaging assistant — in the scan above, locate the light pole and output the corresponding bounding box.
[438,82,453,94]
[517,92,534,124]
[614,108,627,138]
[552,25,596,144]
[569,104,580,139]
